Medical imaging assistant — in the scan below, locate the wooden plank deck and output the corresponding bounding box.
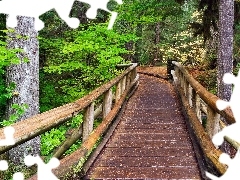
[84,74,202,179]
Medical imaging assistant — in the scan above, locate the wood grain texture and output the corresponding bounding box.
[84,74,202,179]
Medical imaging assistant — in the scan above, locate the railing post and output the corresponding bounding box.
[206,105,220,138]
[173,66,180,84]
[82,102,94,142]
[132,67,137,81]
[126,72,131,88]
[180,72,184,89]
[195,94,201,123]
[103,88,113,118]
[188,84,193,107]
[122,76,126,93]
[182,76,187,96]
[115,81,122,102]
[185,77,189,97]
[167,59,174,80]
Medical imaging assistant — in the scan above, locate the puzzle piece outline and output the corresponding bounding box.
[212,71,240,146]
[206,150,240,179]
[24,155,60,180]
[206,70,240,179]
[0,0,123,31]
[0,126,15,146]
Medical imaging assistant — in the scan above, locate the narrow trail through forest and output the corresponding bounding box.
[84,69,201,179]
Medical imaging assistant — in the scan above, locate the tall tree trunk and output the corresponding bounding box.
[217,0,234,153]
[6,16,40,164]
[217,0,234,103]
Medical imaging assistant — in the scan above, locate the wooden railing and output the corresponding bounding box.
[171,61,237,175]
[0,63,139,179]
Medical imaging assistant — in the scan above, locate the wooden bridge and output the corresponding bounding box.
[0,62,237,179]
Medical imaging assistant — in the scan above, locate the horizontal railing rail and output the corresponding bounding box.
[0,63,139,179]
[171,61,237,175]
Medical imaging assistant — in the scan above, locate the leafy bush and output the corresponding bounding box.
[39,23,136,157]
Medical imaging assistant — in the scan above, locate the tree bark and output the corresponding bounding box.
[217,0,234,102]
[217,0,234,153]
[6,16,40,164]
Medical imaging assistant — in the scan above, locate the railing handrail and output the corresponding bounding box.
[172,61,235,124]
[0,63,138,155]
[171,61,237,175]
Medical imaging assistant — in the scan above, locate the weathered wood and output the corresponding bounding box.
[94,104,102,118]
[0,63,138,155]
[195,94,201,122]
[188,84,193,107]
[82,103,95,142]
[224,136,240,150]
[53,126,83,159]
[137,71,168,80]
[206,105,220,139]
[103,89,113,118]
[218,121,240,150]
[167,59,174,80]
[180,72,184,89]
[53,103,103,159]
[85,74,201,179]
[185,80,189,100]
[171,71,227,174]
[200,100,208,114]
[184,77,188,97]
[132,67,137,81]
[115,81,122,102]
[116,63,133,69]
[172,61,235,125]
[46,75,139,179]
[126,72,131,87]
[122,76,126,93]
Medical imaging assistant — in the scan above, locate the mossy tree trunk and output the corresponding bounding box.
[6,16,40,164]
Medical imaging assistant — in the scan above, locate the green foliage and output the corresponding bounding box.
[0,104,28,126]
[64,140,82,155]
[0,30,27,126]
[41,127,67,156]
[39,22,136,156]
[39,23,135,112]
[41,114,83,157]
[67,114,84,128]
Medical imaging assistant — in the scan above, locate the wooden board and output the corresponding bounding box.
[84,74,201,179]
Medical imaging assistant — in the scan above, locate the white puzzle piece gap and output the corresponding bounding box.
[206,70,240,179]
[12,172,24,180]
[80,0,122,29]
[0,126,15,146]
[0,160,8,171]
[24,155,60,180]
[213,71,240,146]
[0,0,123,31]
[206,150,240,179]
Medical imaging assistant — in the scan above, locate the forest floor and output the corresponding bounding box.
[137,66,167,78]
[137,65,217,95]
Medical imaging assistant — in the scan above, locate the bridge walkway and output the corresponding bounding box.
[84,73,202,179]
